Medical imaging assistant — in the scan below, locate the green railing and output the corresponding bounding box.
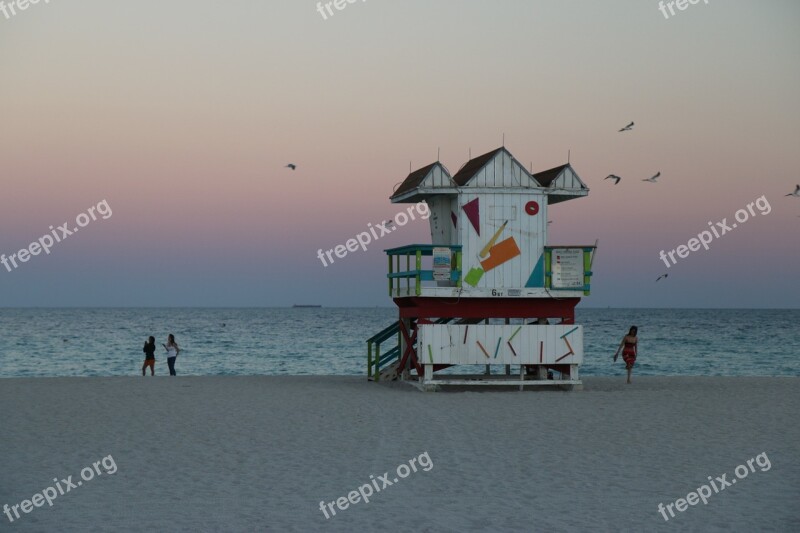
[367,321,400,381]
[385,244,462,297]
[367,318,452,381]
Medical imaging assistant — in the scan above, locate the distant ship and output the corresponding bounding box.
[292,304,322,308]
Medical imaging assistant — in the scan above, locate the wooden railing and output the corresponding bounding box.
[385,244,462,297]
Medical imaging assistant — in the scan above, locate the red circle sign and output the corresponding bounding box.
[525,201,539,216]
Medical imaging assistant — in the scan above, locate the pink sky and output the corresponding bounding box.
[0,1,798,306]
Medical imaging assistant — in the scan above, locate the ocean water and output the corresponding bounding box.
[0,308,797,378]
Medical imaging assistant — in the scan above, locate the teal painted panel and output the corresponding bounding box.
[525,253,545,288]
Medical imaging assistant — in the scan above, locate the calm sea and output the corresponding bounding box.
[0,308,797,378]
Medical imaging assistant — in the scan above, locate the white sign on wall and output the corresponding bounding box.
[432,247,452,281]
[551,248,584,289]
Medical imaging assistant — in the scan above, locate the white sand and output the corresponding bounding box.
[1,376,798,532]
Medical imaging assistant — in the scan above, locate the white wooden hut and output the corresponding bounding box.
[367,147,595,390]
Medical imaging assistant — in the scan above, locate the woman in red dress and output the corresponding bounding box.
[614,326,638,384]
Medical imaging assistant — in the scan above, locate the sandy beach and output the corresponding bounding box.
[1,376,797,532]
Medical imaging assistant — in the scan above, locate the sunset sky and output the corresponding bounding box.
[1,0,798,307]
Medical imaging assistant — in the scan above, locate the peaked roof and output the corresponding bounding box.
[533,163,589,204]
[451,147,505,186]
[533,164,570,187]
[392,162,440,198]
[389,148,588,204]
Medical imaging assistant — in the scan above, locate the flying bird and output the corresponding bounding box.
[618,122,634,132]
[786,184,800,197]
[605,174,622,185]
[656,273,668,282]
[286,164,296,170]
[643,172,661,183]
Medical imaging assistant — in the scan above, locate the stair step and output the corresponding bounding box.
[379,362,401,381]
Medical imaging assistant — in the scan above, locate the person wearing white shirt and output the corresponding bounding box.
[162,334,181,376]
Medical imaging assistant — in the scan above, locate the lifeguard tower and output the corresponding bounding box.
[366,147,595,390]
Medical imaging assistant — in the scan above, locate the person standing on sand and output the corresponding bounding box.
[163,334,180,376]
[613,326,638,384]
[142,336,156,376]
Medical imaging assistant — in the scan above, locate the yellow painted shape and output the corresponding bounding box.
[478,220,508,258]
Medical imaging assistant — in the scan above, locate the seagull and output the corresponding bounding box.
[643,172,661,183]
[286,164,296,170]
[618,121,634,132]
[605,174,622,185]
[786,184,800,197]
[656,273,668,282]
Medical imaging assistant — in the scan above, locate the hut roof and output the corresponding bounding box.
[390,148,588,204]
[533,164,570,187]
[452,147,506,185]
[392,162,441,199]
[534,163,588,204]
